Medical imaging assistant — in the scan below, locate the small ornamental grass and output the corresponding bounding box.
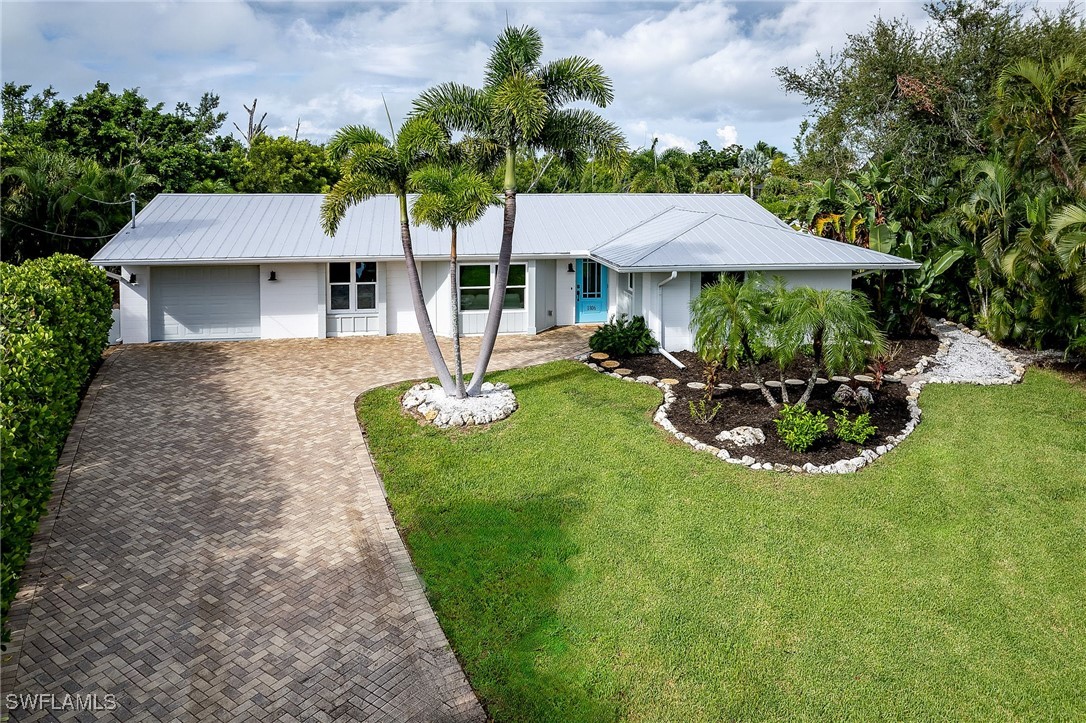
[588,315,657,357]
[774,403,829,452]
[834,410,878,445]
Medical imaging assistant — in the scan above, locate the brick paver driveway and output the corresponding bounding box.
[2,328,591,722]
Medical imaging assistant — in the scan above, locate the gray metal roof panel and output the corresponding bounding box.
[91,193,918,270]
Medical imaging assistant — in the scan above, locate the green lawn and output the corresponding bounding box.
[357,362,1086,721]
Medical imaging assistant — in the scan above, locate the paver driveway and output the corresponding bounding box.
[2,328,591,722]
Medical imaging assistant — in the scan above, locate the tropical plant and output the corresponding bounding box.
[320,116,459,395]
[779,288,887,405]
[588,314,656,357]
[414,25,626,396]
[833,410,878,445]
[688,398,722,425]
[409,163,500,397]
[731,148,772,198]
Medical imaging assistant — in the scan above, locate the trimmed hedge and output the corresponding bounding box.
[1,255,113,636]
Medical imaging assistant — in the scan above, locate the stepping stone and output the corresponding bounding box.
[814,377,829,385]
[740,382,761,391]
[883,376,901,384]
[853,374,875,383]
[765,380,782,388]
[785,378,805,386]
[615,368,632,376]
[636,375,658,384]
[660,378,680,386]
[831,375,851,383]
[589,352,610,360]
[601,360,620,369]
[715,383,732,391]
[686,382,706,390]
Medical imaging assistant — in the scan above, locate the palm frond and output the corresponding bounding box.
[320,173,389,235]
[412,83,490,134]
[535,108,627,172]
[484,25,543,89]
[326,125,389,162]
[538,56,614,107]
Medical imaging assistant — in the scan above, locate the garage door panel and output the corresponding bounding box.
[151,266,260,341]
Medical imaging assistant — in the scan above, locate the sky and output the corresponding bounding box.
[0,0,1019,155]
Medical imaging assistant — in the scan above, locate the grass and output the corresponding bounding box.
[357,362,1086,721]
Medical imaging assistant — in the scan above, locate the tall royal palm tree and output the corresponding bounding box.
[413,25,626,396]
[780,287,886,405]
[409,163,501,398]
[319,117,458,394]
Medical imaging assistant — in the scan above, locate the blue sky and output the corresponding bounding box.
[0,1,1054,155]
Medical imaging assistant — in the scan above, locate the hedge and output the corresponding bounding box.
[1,254,113,636]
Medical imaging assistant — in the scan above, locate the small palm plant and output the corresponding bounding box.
[409,163,501,398]
[779,287,887,405]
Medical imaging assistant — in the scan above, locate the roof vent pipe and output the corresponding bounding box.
[130,193,137,229]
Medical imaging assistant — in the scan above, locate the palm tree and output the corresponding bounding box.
[689,274,778,408]
[779,288,886,406]
[409,163,500,398]
[319,117,458,395]
[731,148,771,198]
[628,138,677,192]
[1048,203,1086,297]
[413,25,625,396]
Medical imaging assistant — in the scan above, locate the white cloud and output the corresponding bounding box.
[716,125,739,147]
[0,1,934,152]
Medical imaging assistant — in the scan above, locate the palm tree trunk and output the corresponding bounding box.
[742,336,778,409]
[466,143,517,396]
[779,369,790,404]
[797,329,824,406]
[449,225,466,399]
[398,194,455,395]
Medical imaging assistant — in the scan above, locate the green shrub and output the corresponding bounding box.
[774,403,829,452]
[834,410,878,445]
[588,314,657,357]
[1,255,113,637]
[688,398,722,424]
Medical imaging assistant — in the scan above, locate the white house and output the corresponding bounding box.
[91,193,920,352]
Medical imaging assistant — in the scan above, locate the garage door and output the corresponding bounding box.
[151,266,260,341]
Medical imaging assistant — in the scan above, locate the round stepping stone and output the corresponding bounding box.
[589,352,610,360]
[686,382,706,390]
[636,375,658,384]
[814,377,829,385]
[765,380,782,388]
[615,368,632,376]
[715,383,732,391]
[660,378,680,386]
[853,374,875,383]
[831,375,851,383]
[883,376,901,384]
[740,382,761,391]
[601,360,620,369]
[785,378,805,386]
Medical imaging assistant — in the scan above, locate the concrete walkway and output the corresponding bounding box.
[2,328,592,722]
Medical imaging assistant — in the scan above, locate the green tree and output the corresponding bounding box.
[320,118,459,394]
[413,25,625,396]
[410,164,500,397]
[233,135,339,193]
[732,148,771,198]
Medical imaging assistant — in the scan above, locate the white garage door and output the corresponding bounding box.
[151,266,260,341]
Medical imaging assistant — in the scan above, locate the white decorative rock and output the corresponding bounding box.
[402,382,517,428]
[715,426,766,447]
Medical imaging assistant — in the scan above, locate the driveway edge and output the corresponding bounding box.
[345,391,486,722]
[1,347,124,693]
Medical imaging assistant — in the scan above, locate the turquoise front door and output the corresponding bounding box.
[575,259,608,323]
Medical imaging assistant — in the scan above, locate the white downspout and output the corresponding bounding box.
[656,271,685,369]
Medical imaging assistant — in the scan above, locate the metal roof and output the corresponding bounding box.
[590,207,920,271]
[91,193,920,271]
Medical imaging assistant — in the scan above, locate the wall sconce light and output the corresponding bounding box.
[566,262,575,273]
[268,271,278,282]
[128,273,137,285]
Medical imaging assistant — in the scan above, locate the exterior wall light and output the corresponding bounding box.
[567,262,575,273]
[268,271,278,282]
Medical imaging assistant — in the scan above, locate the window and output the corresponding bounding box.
[459,263,527,311]
[701,271,744,288]
[329,262,377,312]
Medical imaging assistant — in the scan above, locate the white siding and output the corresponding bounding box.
[326,314,380,336]
[385,261,421,334]
[660,272,692,352]
[259,263,320,339]
[534,260,557,332]
[119,265,150,344]
[769,269,852,291]
[616,272,633,318]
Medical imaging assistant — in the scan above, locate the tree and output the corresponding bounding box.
[779,288,886,405]
[413,25,625,396]
[319,118,459,395]
[731,148,771,198]
[409,163,500,397]
[232,135,339,193]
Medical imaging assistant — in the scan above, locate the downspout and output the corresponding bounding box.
[656,272,686,369]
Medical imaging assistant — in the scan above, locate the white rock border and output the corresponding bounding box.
[401,381,517,427]
[578,320,1027,474]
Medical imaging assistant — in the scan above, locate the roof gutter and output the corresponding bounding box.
[656,272,685,369]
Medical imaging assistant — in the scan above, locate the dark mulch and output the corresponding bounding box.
[600,334,938,466]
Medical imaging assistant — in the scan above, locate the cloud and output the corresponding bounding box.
[0,1,934,153]
[716,125,739,147]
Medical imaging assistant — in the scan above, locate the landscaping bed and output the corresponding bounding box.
[598,335,939,466]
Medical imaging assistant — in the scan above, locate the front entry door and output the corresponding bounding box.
[575,259,608,323]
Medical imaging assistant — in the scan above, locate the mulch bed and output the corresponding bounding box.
[600,334,939,466]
